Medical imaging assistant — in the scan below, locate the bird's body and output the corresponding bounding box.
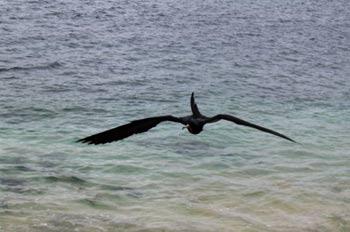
[77,93,296,145]
[182,115,205,134]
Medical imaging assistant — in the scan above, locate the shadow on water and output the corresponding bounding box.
[0,165,34,174]
[35,175,141,196]
[0,61,62,73]
[0,177,43,195]
[0,177,26,188]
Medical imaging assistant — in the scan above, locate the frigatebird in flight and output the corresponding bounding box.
[77,93,296,145]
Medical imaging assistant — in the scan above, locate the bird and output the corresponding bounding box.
[77,93,296,145]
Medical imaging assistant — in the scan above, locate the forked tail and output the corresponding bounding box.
[191,92,202,117]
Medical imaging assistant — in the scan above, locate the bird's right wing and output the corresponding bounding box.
[206,114,296,143]
[77,115,185,145]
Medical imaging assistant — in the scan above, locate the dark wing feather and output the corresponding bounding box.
[77,115,184,145]
[206,114,296,143]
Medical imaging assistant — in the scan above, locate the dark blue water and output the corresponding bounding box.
[1,0,350,231]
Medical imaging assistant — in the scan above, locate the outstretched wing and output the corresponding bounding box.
[77,115,185,145]
[206,114,296,143]
[191,92,201,117]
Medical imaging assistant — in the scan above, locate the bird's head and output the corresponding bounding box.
[182,124,192,133]
[182,124,202,134]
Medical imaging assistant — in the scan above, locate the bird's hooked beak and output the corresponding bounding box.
[182,124,190,130]
[182,124,194,133]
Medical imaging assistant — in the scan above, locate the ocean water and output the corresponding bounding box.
[1,0,350,231]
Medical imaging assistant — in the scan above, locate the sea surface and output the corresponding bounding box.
[1,0,350,231]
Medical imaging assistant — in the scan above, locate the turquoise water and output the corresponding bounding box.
[1,0,350,231]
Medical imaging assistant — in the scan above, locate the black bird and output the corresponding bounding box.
[77,93,296,145]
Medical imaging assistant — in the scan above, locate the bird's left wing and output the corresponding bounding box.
[206,114,296,143]
[77,115,185,145]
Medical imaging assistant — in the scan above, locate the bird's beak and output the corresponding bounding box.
[182,124,189,130]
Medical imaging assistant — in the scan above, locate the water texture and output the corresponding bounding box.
[1,0,350,231]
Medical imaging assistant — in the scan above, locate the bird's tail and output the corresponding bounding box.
[191,92,202,117]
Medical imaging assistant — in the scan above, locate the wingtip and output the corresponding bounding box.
[76,138,88,144]
[76,137,111,145]
[284,136,299,144]
[76,137,95,145]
